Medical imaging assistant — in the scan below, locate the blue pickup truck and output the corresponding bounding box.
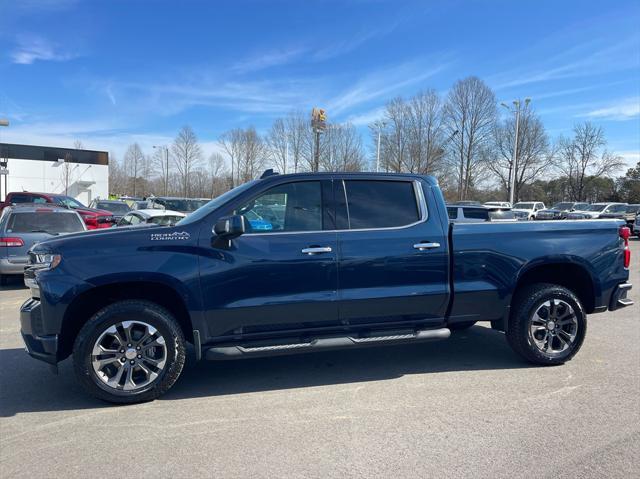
[20,172,633,403]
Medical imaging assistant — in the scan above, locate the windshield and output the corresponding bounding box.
[583,204,608,212]
[149,215,184,225]
[177,181,259,226]
[189,199,209,211]
[6,212,85,234]
[551,202,573,210]
[53,196,85,209]
[96,202,131,214]
[513,202,534,209]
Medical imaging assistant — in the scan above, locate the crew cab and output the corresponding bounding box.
[0,192,116,229]
[20,172,633,403]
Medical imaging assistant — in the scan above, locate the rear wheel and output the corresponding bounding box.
[73,300,186,403]
[507,283,586,365]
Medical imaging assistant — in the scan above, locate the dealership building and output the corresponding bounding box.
[0,143,109,204]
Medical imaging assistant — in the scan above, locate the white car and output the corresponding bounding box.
[484,201,511,208]
[512,201,546,220]
[116,209,186,227]
[567,203,628,219]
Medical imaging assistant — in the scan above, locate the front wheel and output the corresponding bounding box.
[73,300,186,403]
[506,283,586,365]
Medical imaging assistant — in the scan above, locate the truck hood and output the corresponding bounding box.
[30,223,191,253]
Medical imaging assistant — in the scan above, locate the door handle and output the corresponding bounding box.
[301,246,333,255]
[413,242,440,250]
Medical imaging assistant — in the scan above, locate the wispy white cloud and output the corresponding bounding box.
[346,106,387,126]
[11,35,78,65]
[582,96,640,121]
[327,59,450,115]
[231,47,308,74]
[489,35,640,90]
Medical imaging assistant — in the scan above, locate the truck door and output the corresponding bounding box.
[335,178,449,327]
[199,179,339,338]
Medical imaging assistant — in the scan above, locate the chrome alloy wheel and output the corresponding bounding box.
[529,299,578,356]
[91,321,167,391]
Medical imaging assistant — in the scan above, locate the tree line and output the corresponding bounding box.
[108,76,638,204]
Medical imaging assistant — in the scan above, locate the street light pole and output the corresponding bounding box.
[501,98,530,205]
[373,120,386,172]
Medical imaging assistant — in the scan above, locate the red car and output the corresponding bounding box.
[0,192,116,229]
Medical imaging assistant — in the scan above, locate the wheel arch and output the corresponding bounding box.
[59,280,195,361]
[513,259,599,314]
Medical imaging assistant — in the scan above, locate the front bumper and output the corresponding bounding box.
[609,283,633,311]
[20,298,58,364]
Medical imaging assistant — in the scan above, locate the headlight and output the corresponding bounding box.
[29,252,62,270]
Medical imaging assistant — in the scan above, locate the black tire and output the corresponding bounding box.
[449,321,477,331]
[73,300,186,404]
[506,283,586,365]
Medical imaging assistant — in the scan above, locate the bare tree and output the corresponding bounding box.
[379,97,410,172]
[172,126,202,197]
[488,105,554,201]
[219,128,244,187]
[207,152,228,197]
[556,122,624,201]
[123,143,144,197]
[267,118,289,174]
[152,147,171,196]
[320,123,365,171]
[73,140,84,150]
[238,127,265,182]
[286,111,309,173]
[443,77,497,200]
[407,90,445,174]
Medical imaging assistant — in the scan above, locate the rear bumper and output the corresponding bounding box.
[609,282,633,311]
[20,298,58,364]
[0,257,28,275]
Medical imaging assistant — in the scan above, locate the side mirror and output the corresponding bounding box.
[214,215,246,239]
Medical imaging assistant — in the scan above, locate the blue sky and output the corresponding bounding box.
[1,0,639,169]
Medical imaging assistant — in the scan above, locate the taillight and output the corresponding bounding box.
[0,237,25,247]
[620,226,631,269]
[83,216,98,227]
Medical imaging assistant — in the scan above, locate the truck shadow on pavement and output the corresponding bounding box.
[0,325,531,416]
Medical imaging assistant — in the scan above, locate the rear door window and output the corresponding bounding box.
[6,212,85,233]
[343,180,421,229]
[446,207,458,219]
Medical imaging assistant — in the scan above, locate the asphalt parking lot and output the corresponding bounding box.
[1,241,639,478]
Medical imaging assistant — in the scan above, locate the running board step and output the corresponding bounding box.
[204,328,451,360]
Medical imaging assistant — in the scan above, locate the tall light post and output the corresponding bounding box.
[501,98,530,205]
[373,120,387,172]
[0,119,9,201]
[153,145,169,196]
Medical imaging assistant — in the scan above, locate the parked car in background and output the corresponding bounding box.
[600,204,640,227]
[0,192,116,229]
[634,212,640,237]
[535,202,590,220]
[567,203,628,219]
[484,201,511,208]
[132,200,149,209]
[487,210,518,222]
[446,205,490,222]
[88,199,131,221]
[190,199,211,210]
[511,202,546,220]
[147,197,201,214]
[450,200,482,206]
[116,209,186,227]
[0,205,86,285]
